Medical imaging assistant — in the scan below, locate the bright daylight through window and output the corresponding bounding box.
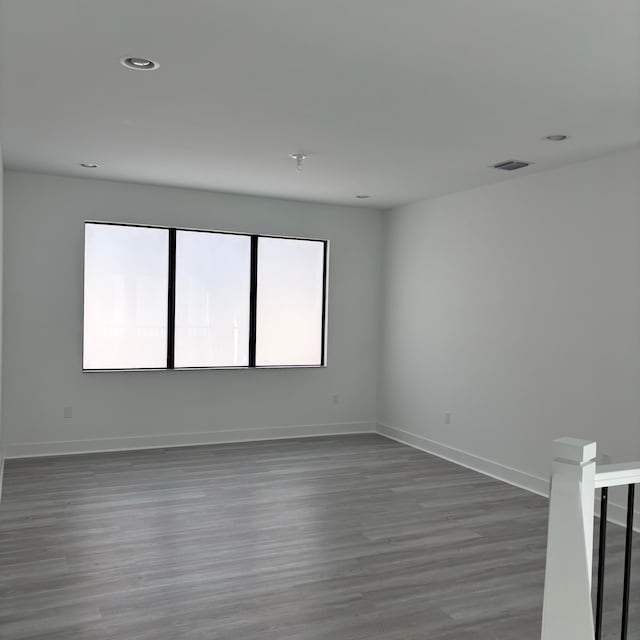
[83,222,328,370]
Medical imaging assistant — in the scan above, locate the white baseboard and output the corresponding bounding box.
[376,423,550,496]
[5,422,375,458]
[606,502,637,531]
[376,423,639,532]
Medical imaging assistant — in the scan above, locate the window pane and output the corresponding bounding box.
[83,224,168,369]
[174,231,251,367]
[256,237,325,366]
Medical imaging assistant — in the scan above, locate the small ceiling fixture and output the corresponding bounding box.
[545,134,569,141]
[80,163,99,168]
[120,57,159,71]
[492,159,532,171]
[355,194,370,199]
[290,153,308,173]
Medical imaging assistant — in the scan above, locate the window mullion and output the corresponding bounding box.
[167,228,177,369]
[321,240,328,367]
[248,236,258,367]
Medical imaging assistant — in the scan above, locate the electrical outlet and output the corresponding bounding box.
[63,406,72,419]
[444,411,452,425]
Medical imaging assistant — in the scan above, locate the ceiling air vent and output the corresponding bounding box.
[492,160,531,171]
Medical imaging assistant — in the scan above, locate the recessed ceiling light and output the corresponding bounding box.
[545,134,569,141]
[80,163,99,168]
[120,57,159,71]
[355,194,371,199]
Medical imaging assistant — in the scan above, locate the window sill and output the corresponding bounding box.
[83,365,328,372]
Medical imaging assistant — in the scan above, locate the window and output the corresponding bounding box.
[256,237,326,366]
[83,224,169,369]
[83,222,328,370]
[174,230,251,368]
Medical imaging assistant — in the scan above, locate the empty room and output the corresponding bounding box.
[0,1,639,639]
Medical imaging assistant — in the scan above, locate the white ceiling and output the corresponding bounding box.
[1,0,638,208]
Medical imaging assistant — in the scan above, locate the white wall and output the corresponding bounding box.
[379,148,640,513]
[0,147,4,495]
[2,171,383,456]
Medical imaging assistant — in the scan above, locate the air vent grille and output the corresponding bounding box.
[492,160,531,171]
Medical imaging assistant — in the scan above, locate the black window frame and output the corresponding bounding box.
[82,221,329,372]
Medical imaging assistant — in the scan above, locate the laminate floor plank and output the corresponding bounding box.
[0,434,638,639]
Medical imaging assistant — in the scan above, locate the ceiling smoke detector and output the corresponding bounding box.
[120,57,159,71]
[492,160,532,171]
[80,163,99,168]
[545,134,569,141]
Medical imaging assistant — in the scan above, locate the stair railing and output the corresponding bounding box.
[541,437,639,640]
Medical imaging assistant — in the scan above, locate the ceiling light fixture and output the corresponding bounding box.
[290,153,307,173]
[545,134,569,141]
[80,163,99,168]
[120,57,160,71]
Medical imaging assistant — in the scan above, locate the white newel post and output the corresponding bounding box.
[541,437,597,640]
